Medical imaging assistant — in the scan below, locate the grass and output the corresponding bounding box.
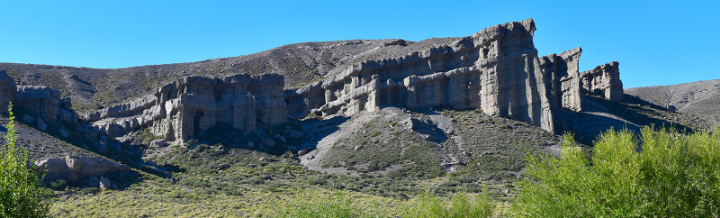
[321,118,445,179]
[48,143,504,217]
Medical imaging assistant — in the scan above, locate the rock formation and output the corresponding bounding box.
[86,74,287,140]
[581,61,624,101]
[34,155,131,182]
[0,70,16,113]
[15,85,79,125]
[0,70,80,126]
[285,18,622,133]
[1,19,625,142]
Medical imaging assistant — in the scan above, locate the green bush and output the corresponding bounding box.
[0,103,49,217]
[513,127,720,217]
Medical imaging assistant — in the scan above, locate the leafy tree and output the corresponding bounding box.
[513,127,720,217]
[0,103,48,217]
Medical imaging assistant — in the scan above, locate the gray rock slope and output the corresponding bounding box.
[626,79,720,123]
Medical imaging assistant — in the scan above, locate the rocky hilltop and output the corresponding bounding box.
[65,19,623,143]
[285,19,622,134]
[1,18,624,145]
[0,19,641,187]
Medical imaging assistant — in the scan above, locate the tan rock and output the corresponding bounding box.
[35,156,130,182]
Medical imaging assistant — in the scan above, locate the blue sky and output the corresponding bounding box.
[1,0,718,88]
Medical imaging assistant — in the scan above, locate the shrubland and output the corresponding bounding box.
[514,126,720,217]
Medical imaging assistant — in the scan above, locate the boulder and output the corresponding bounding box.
[59,129,70,137]
[21,114,35,124]
[37,118,47,131]
[262,138,276,147]
[247,141,255,148]
[150,139,166,148]
[298,147,312,156]
[279,136,287,143]
[99,177,111,189]
[35,156,131,182]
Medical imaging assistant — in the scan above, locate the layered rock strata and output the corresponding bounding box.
[86,74,287,140]
[0,70,80,125]
[286,19,620,133]
[0,70,16,113]
[15,86,79,125]
[581,61,623,101]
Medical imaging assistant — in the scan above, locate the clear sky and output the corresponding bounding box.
[1,0,718,88]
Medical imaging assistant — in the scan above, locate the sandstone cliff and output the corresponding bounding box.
[1,18,625,141]
[581,61,624,101]
[285,19,621,133]
[85,74,287,141]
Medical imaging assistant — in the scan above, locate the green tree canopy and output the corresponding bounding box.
[0,103,48,217]
[513,127,720,217]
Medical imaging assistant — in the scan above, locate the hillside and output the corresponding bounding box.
[0,18,716,216]
[0,38,458,113]
[626,79,720,125]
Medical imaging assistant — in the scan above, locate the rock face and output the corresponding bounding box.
[35,155,131,182]
[14,86,79,125]
[0,70,17,113]
[0,70,82,130]
[581,61,623,101]
[1,19,624,142]
[86,74,287,141]
[285,19,623,133]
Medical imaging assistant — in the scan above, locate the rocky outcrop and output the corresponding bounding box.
[0,70,17,113]
[34,155,131,182]
[581,61,623,101]
[86,74,287,140]
[15,86,79,125]
[285,19,623,134]
[538,47,584,112]
[2,19,625,141]
[0,70,81,127]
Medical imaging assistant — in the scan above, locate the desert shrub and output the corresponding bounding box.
[513,127,720,217]
[275,192,384,218]
[80,187,100,195]
[0,103,49,217]
[48,180,68,191]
